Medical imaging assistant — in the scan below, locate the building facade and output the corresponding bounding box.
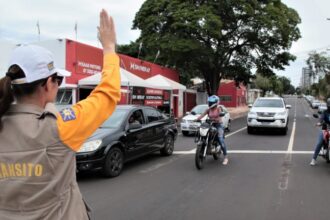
[0,39,187,118]
[217,80,247,108]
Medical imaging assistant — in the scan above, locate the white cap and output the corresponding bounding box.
[8,44,70,84]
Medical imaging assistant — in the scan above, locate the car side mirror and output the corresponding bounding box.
[128,123,142,130]
[248,104,252,108]
[191,111,196,115]
[219,112,226,117]
[286,105,291,109]
[313,113,319,118]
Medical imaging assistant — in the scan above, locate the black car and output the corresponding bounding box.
[76,105,178,177]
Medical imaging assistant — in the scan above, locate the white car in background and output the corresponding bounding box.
[247,97,291,135]
[318,103,327,114]
[311,99,321,109]
[180,104,231,136]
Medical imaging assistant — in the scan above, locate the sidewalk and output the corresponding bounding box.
[227,106,249,120]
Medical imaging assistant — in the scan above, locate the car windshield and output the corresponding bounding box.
[191,105,208,114]
[254,99,284,108]
[100,109,127,128]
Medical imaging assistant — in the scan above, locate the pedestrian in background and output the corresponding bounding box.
[0,9,120,220]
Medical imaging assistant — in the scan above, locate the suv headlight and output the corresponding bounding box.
[78,140,102,153]
[276,111,286,116]
[248,112,257,117]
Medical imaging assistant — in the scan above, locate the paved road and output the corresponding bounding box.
[79,97,330,220]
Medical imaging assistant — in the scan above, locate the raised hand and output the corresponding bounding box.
[98,9,116,54]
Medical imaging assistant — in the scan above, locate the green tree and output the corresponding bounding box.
[268,75,284,96]
[278,76,294,94]
[255,74,272,96]
[306,51,330,80]
[123,0,301,94]
[306,52,330,99]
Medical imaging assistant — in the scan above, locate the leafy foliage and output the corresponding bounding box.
[120,0,301,95]
[255,74,295,95]
[306,51,330,79]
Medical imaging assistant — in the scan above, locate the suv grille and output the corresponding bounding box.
[257,112,275,117]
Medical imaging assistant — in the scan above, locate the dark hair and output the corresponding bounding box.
[0,65,50,130]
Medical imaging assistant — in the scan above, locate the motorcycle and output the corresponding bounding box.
[313,114,330,162]
[318,124,330,162]
[194,114,225,170]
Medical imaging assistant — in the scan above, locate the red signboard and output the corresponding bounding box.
[145,100,163,106]
[65,39,180,85]
[145,88,163,95]
[75,42,102,75]
[118,54,179,82]
[65,40,103,84]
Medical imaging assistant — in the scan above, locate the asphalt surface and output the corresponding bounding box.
[78,97,330,220]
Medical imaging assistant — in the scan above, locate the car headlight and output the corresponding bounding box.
[276,111,286,116]
[78,140,102,153]
[248,112,257,117]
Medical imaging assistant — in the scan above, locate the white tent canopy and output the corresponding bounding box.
[78,68,152,88]
[58,69,76,88]
[145,74,186,90]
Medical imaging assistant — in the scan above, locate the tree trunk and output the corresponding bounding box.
[210,72,220,96]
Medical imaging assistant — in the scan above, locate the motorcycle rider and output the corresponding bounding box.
[195,95,229,165]
[310,98,330,166]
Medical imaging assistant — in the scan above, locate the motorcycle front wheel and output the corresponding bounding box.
[195,144,205,170]
[213,147,221,160]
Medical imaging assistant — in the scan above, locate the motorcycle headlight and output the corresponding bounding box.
[199,128,208,136]
[78,140,102,153]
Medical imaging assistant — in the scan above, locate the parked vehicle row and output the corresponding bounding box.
[304,94,324,110]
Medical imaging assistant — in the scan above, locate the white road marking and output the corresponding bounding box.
[173,150,313,155]
[279,98,297,191]
[139,158,177,173]
[225,126,247,138]
[287,102,297,152]
[174,149,196,154]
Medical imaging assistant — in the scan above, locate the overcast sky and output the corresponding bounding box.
[1,0,330,87]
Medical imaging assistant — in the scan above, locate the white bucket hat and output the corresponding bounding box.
[8,44,70,84]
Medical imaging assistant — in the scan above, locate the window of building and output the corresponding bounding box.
[219,95,232,102]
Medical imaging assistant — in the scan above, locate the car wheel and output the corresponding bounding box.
[281,126,288,135]
[103,147,124,178]
[160,135,174,156]
[226,120,231,132]
[182,131,189,136]
[247,126,253,134]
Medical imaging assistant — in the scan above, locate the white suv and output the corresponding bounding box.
[247,97,291,135]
